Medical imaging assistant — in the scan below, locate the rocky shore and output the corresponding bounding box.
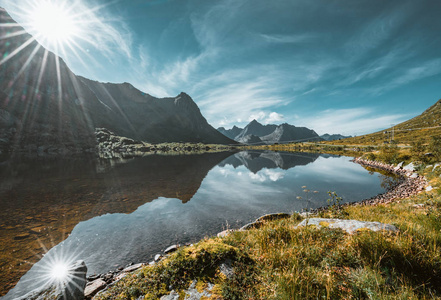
[352,157,428,206]
[96,128,235,159]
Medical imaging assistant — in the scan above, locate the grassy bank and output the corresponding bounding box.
[94,162,440,299]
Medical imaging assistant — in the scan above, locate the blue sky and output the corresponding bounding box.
[2,0,441,135]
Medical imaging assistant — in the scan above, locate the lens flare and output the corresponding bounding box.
[30,1,79,45]
[50,262,70,281]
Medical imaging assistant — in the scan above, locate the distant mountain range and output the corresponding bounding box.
[320,133,352,141]
[218,120,348,144]
[0,8,235,156]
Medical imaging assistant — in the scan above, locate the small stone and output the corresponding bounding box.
[14,233,30,240]
[122,263,143,273]
[154,254,162,261]
[413,204,424,209]
[164,245,179,254]
[87,274,100,281]
[114,273,127,281]
[426,186,434,192]
[84,278,107,299]
[29,226,46,234]
[217,230,233,238]
[220,259,234,279]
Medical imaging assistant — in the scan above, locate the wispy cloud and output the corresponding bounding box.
[259,33,317,44]
[297,108,410,136]
[193,67,289,127]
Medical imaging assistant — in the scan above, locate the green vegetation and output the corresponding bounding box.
[95,158,441,299]
[329,99,441,146]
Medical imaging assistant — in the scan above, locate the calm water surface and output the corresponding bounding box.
[1,151,395,298]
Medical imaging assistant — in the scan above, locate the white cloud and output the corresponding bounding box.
[248,111,284,124]
[248,112,267,122]
[249,169,285,182]
[266,112,284,124]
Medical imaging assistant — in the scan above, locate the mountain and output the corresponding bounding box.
[330,99,441,145]
[260,123,321,144]
[235,119,278,140]
[0,8,235,156]
[221,120,321,144]
[217,125,243,140]
[236,134,265,145]
[320,133,352,141]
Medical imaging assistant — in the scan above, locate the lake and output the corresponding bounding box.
[0,151,395,298]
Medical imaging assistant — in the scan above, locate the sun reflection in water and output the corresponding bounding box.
[50,262,70,282]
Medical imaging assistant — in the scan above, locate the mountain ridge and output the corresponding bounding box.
[217,120,321,144]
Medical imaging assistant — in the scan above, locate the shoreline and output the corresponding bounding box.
[351,157,427,206]
[84,158,429,298]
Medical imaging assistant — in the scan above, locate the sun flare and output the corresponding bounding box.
[29,1,80,46]
[50,262,70,281]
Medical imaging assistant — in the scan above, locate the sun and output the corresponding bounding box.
[29,1,80,46]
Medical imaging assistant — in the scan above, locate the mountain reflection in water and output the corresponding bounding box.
[2,151,394,298]
[0,152,232,296]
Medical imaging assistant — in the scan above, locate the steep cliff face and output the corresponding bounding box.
[78,78,235,144]
[0,8,235,155]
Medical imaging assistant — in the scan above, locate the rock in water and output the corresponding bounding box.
[16,260,87,300]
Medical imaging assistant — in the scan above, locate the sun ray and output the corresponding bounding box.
[0,29,27,40]
[9,44,42,86]
[0,22,22,27]
[0,35,35,65]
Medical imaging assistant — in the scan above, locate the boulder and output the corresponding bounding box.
[84,278,106,299]
[403,163,416,172]
[296,218,398,234]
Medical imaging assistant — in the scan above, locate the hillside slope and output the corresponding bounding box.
[331,99,441,145]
